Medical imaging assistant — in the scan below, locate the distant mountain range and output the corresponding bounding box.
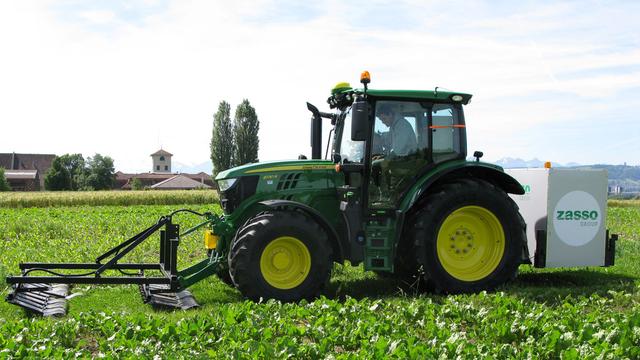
[173,161,213,174]
[492,158,640,195]
[572,164,640,194]
[493,157,582,168]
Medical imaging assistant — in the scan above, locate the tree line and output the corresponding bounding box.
[45,153,115,191]
[210,99,260,176]
[0,154,115,192]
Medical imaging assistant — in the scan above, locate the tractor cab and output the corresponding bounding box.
[334,94,468,207]
[309,72,474,271]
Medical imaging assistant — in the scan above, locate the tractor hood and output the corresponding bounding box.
[215,159,336,180]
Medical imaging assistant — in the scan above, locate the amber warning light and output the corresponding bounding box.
[360,71,371,84]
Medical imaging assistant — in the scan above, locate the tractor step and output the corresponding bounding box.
[363,210,396,272]
[6,283,69,316]
[139,284,199,310]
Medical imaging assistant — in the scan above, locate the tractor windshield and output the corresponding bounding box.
[336,107,364,163]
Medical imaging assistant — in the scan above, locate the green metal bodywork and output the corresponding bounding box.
[216,159,339,180]
[215,159,345,227]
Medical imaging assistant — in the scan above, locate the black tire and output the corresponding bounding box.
[207,249,234,286]
[228,211,332,301]
[215,269,234,286]
[412,178,525,293]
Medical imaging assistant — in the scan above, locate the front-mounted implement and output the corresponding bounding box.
[6,210,224,316]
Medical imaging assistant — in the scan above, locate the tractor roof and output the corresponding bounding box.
[332,86,473,105]
[364,89,472,104]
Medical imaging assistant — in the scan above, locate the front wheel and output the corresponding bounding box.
[228,211,332,301]
[413,179,525,293]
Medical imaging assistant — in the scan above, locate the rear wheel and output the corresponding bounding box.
[413,179,525,293]
[228,211,332,301]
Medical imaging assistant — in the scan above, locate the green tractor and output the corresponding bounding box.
[211,71,527,300]
[6,71,529,314]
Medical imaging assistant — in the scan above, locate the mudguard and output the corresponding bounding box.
[400,161,525,212]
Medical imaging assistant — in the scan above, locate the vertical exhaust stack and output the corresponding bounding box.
[307,102,323,159]
[311,113,322,159]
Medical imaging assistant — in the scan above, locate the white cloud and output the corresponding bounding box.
[78,10,116,25]
[0,0,638,172]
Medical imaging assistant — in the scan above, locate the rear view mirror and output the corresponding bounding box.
[351,100,369,141]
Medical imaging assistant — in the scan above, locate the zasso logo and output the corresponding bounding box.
[556,210,598,221]
[552,191,601,247]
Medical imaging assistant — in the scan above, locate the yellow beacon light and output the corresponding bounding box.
[360,70,371,84]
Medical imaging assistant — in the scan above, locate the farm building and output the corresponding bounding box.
[3,170,39,191]
[0,153,56,191]
[114,149,215,190]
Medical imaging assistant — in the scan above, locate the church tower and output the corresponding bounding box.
[151,149,172,173]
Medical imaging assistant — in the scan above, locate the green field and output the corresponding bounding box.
[0,194,638,358]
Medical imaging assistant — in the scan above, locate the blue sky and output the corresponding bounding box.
[0,0,638,172]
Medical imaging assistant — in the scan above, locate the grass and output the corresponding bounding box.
[0,190,219,208]
[0,202,638,358]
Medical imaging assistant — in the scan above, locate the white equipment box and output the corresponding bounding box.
[506,168,614,268]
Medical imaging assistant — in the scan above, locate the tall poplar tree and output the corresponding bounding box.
[210,101,235,176]
[233,99,259,166]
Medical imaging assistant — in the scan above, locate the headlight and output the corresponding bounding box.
[217,178,238,192]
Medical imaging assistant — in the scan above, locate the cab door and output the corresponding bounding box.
[334,100,465,270]
[363,100,466,271]
[368,100,429,208]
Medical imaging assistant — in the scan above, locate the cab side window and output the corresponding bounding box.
[372,101,426,159]
[431,104,462,162]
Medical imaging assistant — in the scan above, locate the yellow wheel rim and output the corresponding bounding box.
[260,236,311,290]
[436,206,505,282]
